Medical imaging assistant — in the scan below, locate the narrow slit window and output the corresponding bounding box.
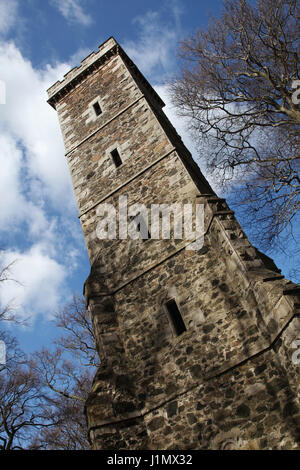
[111,148,122,168]
[165,299,186,336]
[93,101,102,116]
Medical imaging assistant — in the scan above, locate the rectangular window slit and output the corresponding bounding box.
[111,148,122,168]
[165,299,186,336]
[93,101,102,116]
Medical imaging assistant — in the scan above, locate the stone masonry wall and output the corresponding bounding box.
[86,205,300,449]
[47,38,300,450]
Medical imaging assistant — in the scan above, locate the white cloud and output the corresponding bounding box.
[0,134,51,235]
[0,41,74,212]
[0,40,89,322]
[0,246,67,321]
[0,0,18,36]
[51,0,92,26]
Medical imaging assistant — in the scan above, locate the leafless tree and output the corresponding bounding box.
[0,360,56,450]
[31,296,98,450]
[0,261,14,323]
[54,295,98,368]
[29,392,91,450]
[30,350,92,450]
[1,256,97,449]
[0,330,25,374]
[170,0,299,249]
[0,256,53,449]
[0,256,27,375]
[0,257,25,325]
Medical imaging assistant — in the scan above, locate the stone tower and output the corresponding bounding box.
[47,37,300,450]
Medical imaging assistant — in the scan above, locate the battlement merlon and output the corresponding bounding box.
[47,36,165,110]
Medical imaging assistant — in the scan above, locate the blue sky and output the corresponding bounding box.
[0,0,297,353]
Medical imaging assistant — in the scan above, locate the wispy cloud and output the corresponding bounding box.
[122,0,184,80]
[0,0,18,36]
[69,47,93,67]
[50,0,93,26]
